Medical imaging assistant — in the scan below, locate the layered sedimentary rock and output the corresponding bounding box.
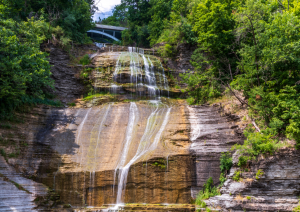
[0,101,193,207]
[187,105,243,198]
[0,156,48,211]
[0,45,249,211]
[0,98,245,211]
[48,47,86,103]
[206,149,300,212]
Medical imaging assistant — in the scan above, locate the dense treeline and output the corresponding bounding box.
[106,0,300,161]
[0,0,96,119]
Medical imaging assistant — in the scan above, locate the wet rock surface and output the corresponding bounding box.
[2,45,286,212]
[0,100,244,211]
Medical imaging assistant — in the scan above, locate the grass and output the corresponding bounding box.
[83,92,115,101]
[195,177,220,208]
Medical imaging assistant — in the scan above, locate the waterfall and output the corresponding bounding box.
[76,108,92,165]
[92,104,111,172]
[111,46,169,98]
[113,102,139,195]
[187,106,201,141]
[142,54,157,97]
[115,102,172,205]
[116,103,139,168]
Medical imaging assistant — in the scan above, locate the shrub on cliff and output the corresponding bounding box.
[196,177,220,207]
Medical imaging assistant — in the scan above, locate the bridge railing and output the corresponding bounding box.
[95,43,158,56]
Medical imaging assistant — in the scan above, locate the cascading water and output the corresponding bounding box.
[111,46,169,99]
[115,101,171,205]
[68,45,177,211]
[113,102,139,195]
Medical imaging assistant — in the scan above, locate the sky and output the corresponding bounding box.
[93,0,121,21]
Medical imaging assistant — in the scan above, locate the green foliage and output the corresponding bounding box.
[219,173,226,185]
[180,67,221,105]
[151,159,166,169]
[246,196,251,200]
[99,4,127,27]
[293,203,300,212]
[0,14,59,119]
[255,169,264,180]
[67,102,76,107]
[0,123,12,129]
[0,149,6,158]
[2,0,96,43]
[79,55,91,66]
[190,0,235,54]
[195,177,220,207]
[233,170,241,181]
[148,0,173,46]
[220,152,233,174]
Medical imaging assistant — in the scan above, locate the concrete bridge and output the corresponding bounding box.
[87,24,127,43]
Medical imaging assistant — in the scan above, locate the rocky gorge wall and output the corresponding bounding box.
[0,100,244,210]
[206,149,300,212]
[3,44,298,212]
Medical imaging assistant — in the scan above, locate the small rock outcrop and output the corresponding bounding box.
[206,149,300,211]
[49,47,85,103]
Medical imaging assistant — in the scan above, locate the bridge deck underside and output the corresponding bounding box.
[87,28,123,43]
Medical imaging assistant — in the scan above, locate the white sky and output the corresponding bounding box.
[93,0,121,21]
[96,0,121,13]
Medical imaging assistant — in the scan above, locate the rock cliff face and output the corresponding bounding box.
[206,149,300,211]
[48,47,86,104]
[0,45,255,211]
[188,105,243,198]
[0,101,243,210]
[0,102,194,207]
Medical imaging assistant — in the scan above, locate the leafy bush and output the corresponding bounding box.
[180,70,221,105]
[219,173,226,185]
[79,55,91,66]
[233,125,282,167]
[220,152,233,174]
[233,171,241,181]
[80,68,93,79]
[195,177,220,206]
[255,169,264,180]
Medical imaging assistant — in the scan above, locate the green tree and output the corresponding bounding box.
[0,14,54,118]
[148,0,173,46]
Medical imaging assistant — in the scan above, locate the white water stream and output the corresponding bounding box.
[111,47,169,98]
[114,102,172,206]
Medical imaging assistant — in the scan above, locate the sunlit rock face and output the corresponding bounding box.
[3,100,192,207]
[91,50,177,99]
[0,47,243,211]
